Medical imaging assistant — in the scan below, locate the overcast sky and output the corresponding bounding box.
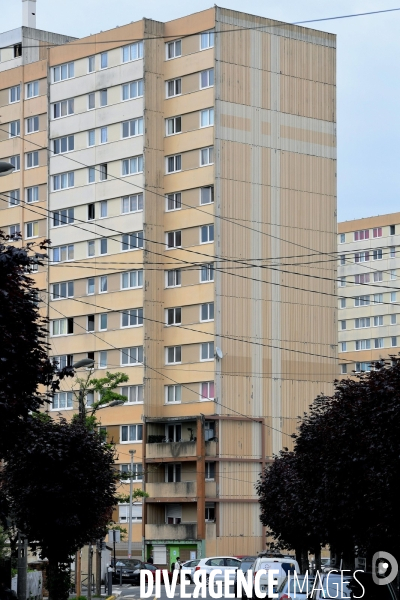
[1,0,400,223]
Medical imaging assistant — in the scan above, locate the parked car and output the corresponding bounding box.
[181,559,201,583]
[277,575,315,600]
[251,554,300,599]
[112,558,144,583]
[311,572,396,599]
[194,556,241,583]
[233,557,257,597]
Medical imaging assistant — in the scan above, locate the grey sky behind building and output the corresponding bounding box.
[1,0,399,223]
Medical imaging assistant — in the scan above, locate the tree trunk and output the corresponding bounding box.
[301,547,309,574]
[314,545,321,573]
[46,560,71,600]
[295,547,302,569]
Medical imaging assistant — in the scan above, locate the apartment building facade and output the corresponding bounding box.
[338,214,400,375]
[0,5,337,563]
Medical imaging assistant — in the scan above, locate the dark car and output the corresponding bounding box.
[234,556,257,598]
[112,558,145,583]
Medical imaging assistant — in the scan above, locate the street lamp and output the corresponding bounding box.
[72,359,95,420]
[73,358,95,369]
[0,161,15,177]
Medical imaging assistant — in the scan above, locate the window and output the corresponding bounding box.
[355,339,371,351]
[52,245,74,262]
[166,192,181,211]
[166,424,182,443]
[87,278,95,295]
[52,392,73,410]
[354,295,370,307]
[201,381,214,400]
[88,168,96,184]
[99,351,107,368]
[355,251,369,263]
[166,116,181,135]
[201,30,214,49]
[99,275,108,292]
[51,318,74,336]
[340,342,347,352]
[99,314,108,331]
[373,272,383,282]
[9,121,20,137]
[26,81,39,98]
[355,362,371,373]
[121,231,144,251]
[373,316,383,327]
[392,337,398,347]
[53,99,74,119]
[86,391,94,407]
[99,239,108,256]
[166,463,181,483]
[122,156,144,175]
[26,116,39,133]
[53,208,74,227]
[391,292,397,302]
[100,127,108,144]
[201,263,214,282]
[166,40,181,59]
[99,164,107,181]
[201,187,214,205]
[167,230,181,249]
[10,85,20,103]
[373,294,383,304]
[10,155,20,171]
[354,229,369,241]
[122,41,143,62]
[374,338,384,349]
[121,424,143,443]
[87,315,95,332]
[391,314,397,325]
[52,354,73,370]
[26,186,39,203]
[201,146,214,166]
[205,503,215,522]
[121,308,143,327]
[201,303,214,322]
[166,307,181,325]
[201,224,214,243]
[354,273,370,285]
[339,255,346,266]
[373,227,382,238]
[121,346,143,366]
[99,89,107,107]
[355,317,370,329]
[9,225,20,240]
[100,52,108,69]
[122,79,144,100]
[205,462,215,480]
[339,233,345,243]
[165,385,181,404]
[166,346,181,364]
[88,55,95,72]
[119,503,143,523]
[200,68,214,89]
[120,463,143,481]
[166,78,181,97]
[121,270,143,289]
[373,249,383,260]
[121,385,144,404]
[201,108,214,127]
[167,154,181,173]
[390,247,396,258]
[53,135,74,154]
[100,201,107,218]
[52,281,74,300]
[340,364,347,375]
[26,151,39,168]
[201,342,214,361]
[391,270,397,280]
[53,62,74,81]
[340,320,346,330]
[390,225,396,235]
[53,172,74,191]
[122,117,143,138]
[88,130,95,146]
[166,503,182,524]
[166,269,181,287]
[87,240,95,257]
[9,190,20,206]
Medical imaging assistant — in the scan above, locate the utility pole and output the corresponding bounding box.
[95,541,102,597]
[17,533,27,600]
[127,449,136,558]
[75,549,82,597]
[87,543,93,600]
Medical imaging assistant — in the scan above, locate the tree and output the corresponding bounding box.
[2,415,118,600]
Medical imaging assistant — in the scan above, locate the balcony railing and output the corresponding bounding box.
[145,523,197,540]
[146,441,196,459]
[146,481,196,498]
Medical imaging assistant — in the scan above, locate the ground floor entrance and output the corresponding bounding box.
[146,540,205,569]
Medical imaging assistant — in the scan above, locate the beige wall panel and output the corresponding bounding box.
[164,199,213,226]
[182,269,202,287]
[0,89,8,107]
[182,35,201,57]
[181,111,200,133]
[280,76,335,122]
[24,95,47,117]
[23,130,47,153]
[181,343,201,364]
[182,504,197,522]
[164,9,215,39]
[182,304,201,324]
[280,37,336,85]
[0,169,23,193]
[164,127,213,155]
[164,88,214,118]
[220,141,252,183]
[219,503,260,537]
[219,63,251,106]
[220,114,251,132]
[213,535,262,557]
[219,421,262,460]
[219,24,251,68]
[261,71,271,110]
[281,125,335,147]
[164,322,213,346]
[164,166,214,194]
[164,49,214,80]
[23,165,47,187]
[182,149,201,171]
[280,152,335,196]
[38,78,47,96]
[182,226,199,247]
[219,462,259,498]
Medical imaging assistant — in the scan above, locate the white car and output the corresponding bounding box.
[251,555,300,598]
[194,556,241,583]
[181,559,200,582]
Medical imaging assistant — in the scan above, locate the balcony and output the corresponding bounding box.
[205,440,217,456]
[146,441,196,460]
[145,523,197,541]
[205,481,217,497]
[146,481,197,498]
